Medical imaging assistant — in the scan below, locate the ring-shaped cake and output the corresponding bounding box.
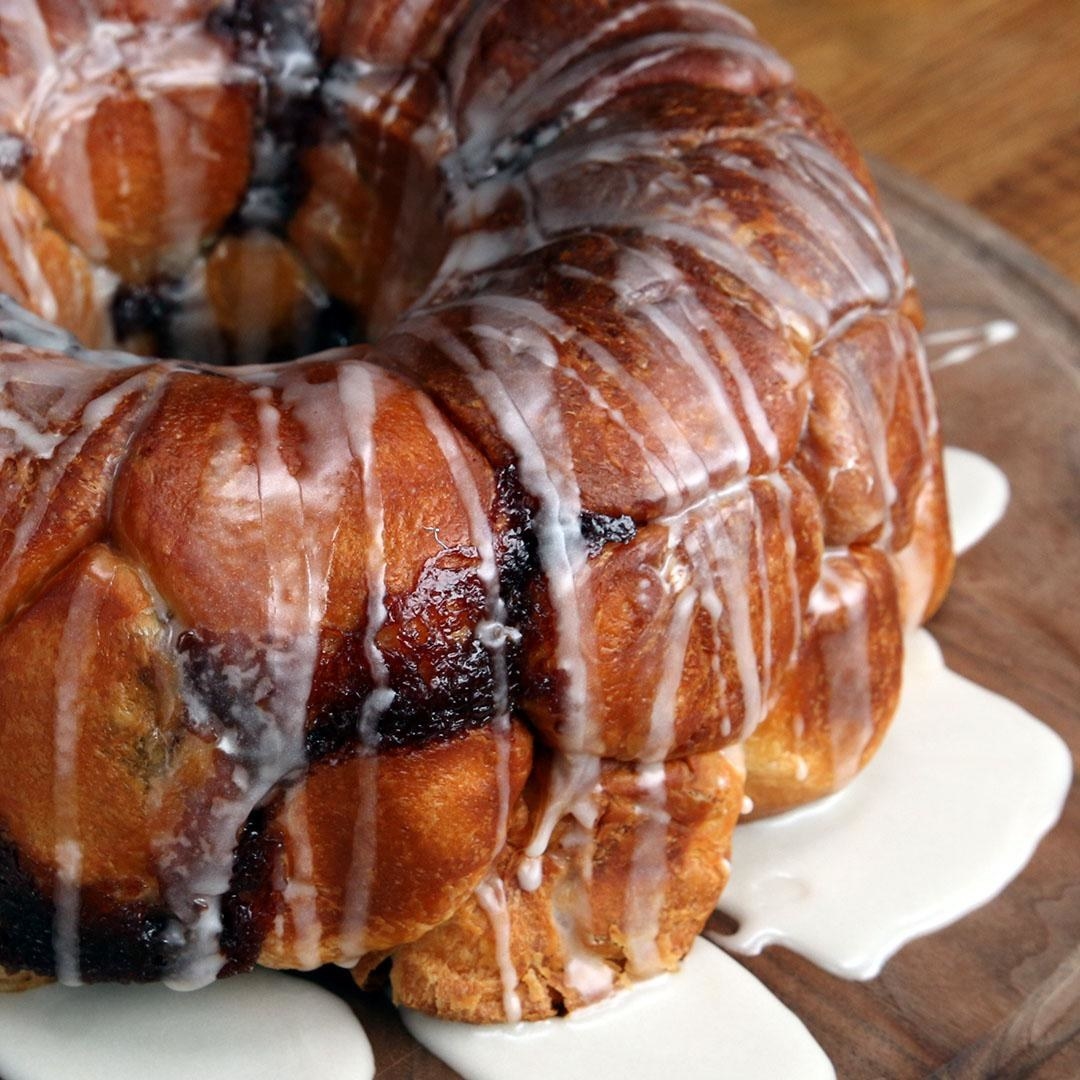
[0,0,953,1021]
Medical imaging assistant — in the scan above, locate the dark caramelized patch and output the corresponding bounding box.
[237,292,366,365]
[176,629,269,747]
[0,834,55,977]
[580,510,636,555]
[0,830,177,983]
[463,114,570,184]
[210,0,323,236]
[176,540,524,766]
[111,282,175,347]
[218,807,282,978]
[0,133,30,180]
[313,294,363,352]
[207,0,317,53]
[493,463,540,629]
[78,905,177,985]
[307,550,518,759]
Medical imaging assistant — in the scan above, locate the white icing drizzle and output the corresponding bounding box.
[160,394,303,987]
[377,0,440,56]
[0,403,64,459]
[453,11,790,159]
[716,446,1070,976]
[469,291,703,513]
[277,784,323,971]
[925,319,1018,371]
[0,184,60,323]
[405,316,596,752]
[475,875,523,1023]
[162,365,378,985]
[833,327,900,545]
[553,840,616,1005]
[412,391,516,846]
[9,16,254,272]
[402,937,834,1080]
[786,132,907,298]
[748,493,774,704]
[517,753,612,1006]
[766,470,803,672]
[51,559,114,986]
[0,363,161,610]
[336,363,392,962]
[333,753,380,969]
[521,753,601,874]
[618,248,754,480]
[642,582,699,759]
[700,487,764,738]
[623,762,671,976]
[809,556,875,786]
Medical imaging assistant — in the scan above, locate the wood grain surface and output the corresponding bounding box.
[736,0,1080,283]
[330,164,1080,1080]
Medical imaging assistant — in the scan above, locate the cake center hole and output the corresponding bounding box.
[110,229,367,367]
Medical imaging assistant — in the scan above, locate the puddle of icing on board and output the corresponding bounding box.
[714,447,1072,978]
[924,315,1015,373]
[0,969,375,1080]
[401,937,835,1080]
[715,629,1072,977]
[943,446,1010,556]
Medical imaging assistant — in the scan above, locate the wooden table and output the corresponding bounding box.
[736,0,1080,282]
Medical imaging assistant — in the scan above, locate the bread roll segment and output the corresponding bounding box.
[0,0,953,1014]
[388,749,743,1022]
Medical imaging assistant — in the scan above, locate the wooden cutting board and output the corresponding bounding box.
[341,163,1080,1079]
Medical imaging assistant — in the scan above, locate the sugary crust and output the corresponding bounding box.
[518,467,824,761]
[743,547,904,816]
[0,966,52,992]
[0,0,953,1007]
[0,544,177,902]
[260,721,533,969]
[0,182,110,347]
[387,749,743,1021]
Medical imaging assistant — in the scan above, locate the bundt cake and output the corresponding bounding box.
[0,0,953,1021]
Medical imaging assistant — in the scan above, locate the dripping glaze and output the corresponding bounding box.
[0,0,953,1025]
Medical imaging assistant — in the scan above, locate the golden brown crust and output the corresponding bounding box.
[17,24,254,282]
[0,350,168,625]
[892,438,955,627]
[261,722,533,969]
[204,232,324,363]
[387,750,743,1022]
[519,468,823,761]
[0,966,53,992]
[289,141,380,314]
[0,183,110,348]
[743,547,904,817]
[0,543,177,903]
[0,0,953,1009]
